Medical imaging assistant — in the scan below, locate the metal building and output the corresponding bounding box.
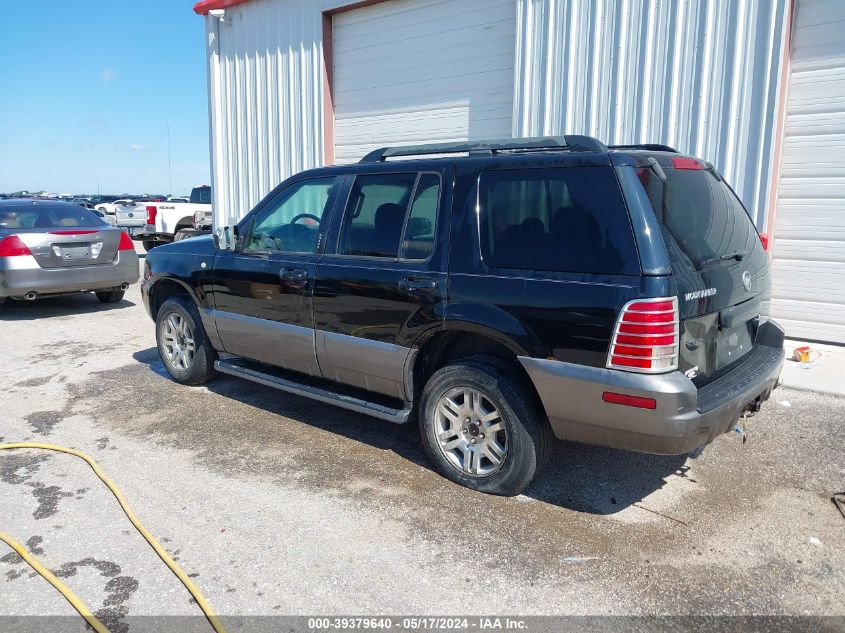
[195,0,845,345]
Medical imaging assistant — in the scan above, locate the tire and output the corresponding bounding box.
[418,357,554,496]
[174,229,197,242]
[142,240,157,251]
[95,289,125,303]
[155,296,218,385]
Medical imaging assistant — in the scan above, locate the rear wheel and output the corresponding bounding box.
[419,357,554,496]
[142,240,157,251]
[95,290,125,303]
[155,296,218,385]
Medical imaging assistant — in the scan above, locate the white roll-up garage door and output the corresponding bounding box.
[331,0,516,164]
[771,0,845,344]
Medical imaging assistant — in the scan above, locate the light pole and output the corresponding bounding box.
[166,121,173,196]
[96,176,100,195]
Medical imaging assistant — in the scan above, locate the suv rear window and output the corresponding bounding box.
[479,167,639,275]
[632,164,759,268]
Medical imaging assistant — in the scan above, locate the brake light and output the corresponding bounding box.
[672,157,703,170]
[118,231,135,251]
[602,392,657,410]
[0,235,32,257]
[49,230,99,235]
[146,205,158,225]
[759,232,769,252]
[607,297,679,373]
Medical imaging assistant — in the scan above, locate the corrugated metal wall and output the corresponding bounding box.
[204,0,790,230]
[205,0,343,229]
[513,0,790,227]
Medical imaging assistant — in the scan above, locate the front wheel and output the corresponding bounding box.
[419,358,554,496]
[155,296,218,385]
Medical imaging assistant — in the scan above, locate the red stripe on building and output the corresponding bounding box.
[193,0,252,15]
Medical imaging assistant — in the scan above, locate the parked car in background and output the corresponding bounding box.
[70,199,96,210]
[141,136,784,496]
[115,197,163,237]
[93,209,117,226]
[135,185,211,250]
[0,199,139,307]
[115,205,148,236]
[96,198,134,215]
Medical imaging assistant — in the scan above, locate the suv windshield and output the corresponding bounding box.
[633,164,760,269]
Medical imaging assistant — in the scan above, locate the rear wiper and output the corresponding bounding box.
[699,251,745,268]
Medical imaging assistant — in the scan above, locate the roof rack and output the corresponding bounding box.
[607,143,678,153]
[359,135,609,163]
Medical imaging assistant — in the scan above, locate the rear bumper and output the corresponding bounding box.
[0,251,140,298]
[133,225,171,243]
[519,320,785,455]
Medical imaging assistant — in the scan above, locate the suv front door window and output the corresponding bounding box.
[212,177,340,374]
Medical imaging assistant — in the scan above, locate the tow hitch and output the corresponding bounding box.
[735,399,763,444]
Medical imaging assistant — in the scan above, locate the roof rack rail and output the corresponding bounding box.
[359,135,608,163]
[608,143,679,153]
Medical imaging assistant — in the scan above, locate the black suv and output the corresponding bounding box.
[141,136,784,496]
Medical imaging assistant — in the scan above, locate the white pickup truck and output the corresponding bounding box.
[115,198,162,238]
[134,186,211,250]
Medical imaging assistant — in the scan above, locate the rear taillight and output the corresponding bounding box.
[145,205,157,225]
[118,231,135,251]
[607,297,679,373]
[759,232,769,252]
[0,235,32,257]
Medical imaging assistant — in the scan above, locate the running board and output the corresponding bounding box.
[214,359,412,424]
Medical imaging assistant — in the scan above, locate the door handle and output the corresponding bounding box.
[280,267,308,281]
[280,267,309,290]
[399,277,436,293]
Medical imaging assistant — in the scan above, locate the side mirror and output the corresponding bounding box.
[213,226,233,251]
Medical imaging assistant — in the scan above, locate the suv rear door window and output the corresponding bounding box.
[339,173,418,258]
[400,173,440,261]
[479,167,639,275]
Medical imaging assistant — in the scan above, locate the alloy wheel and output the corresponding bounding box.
[434,387,508,477]
[160,312,196,371]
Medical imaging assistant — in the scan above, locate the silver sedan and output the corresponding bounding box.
[0,199,139,307]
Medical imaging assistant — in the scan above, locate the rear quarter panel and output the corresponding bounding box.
[445,160,648,367]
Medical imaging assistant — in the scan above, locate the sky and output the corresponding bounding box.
[0,1,210,196]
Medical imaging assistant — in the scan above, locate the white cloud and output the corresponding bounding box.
[100,68,116,81]
[114,143,152,153]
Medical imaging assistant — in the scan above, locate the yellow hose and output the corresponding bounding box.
[0,531,109,633]
[0,443,226,633]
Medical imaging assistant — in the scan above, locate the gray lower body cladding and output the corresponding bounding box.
[519,327,784,455]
